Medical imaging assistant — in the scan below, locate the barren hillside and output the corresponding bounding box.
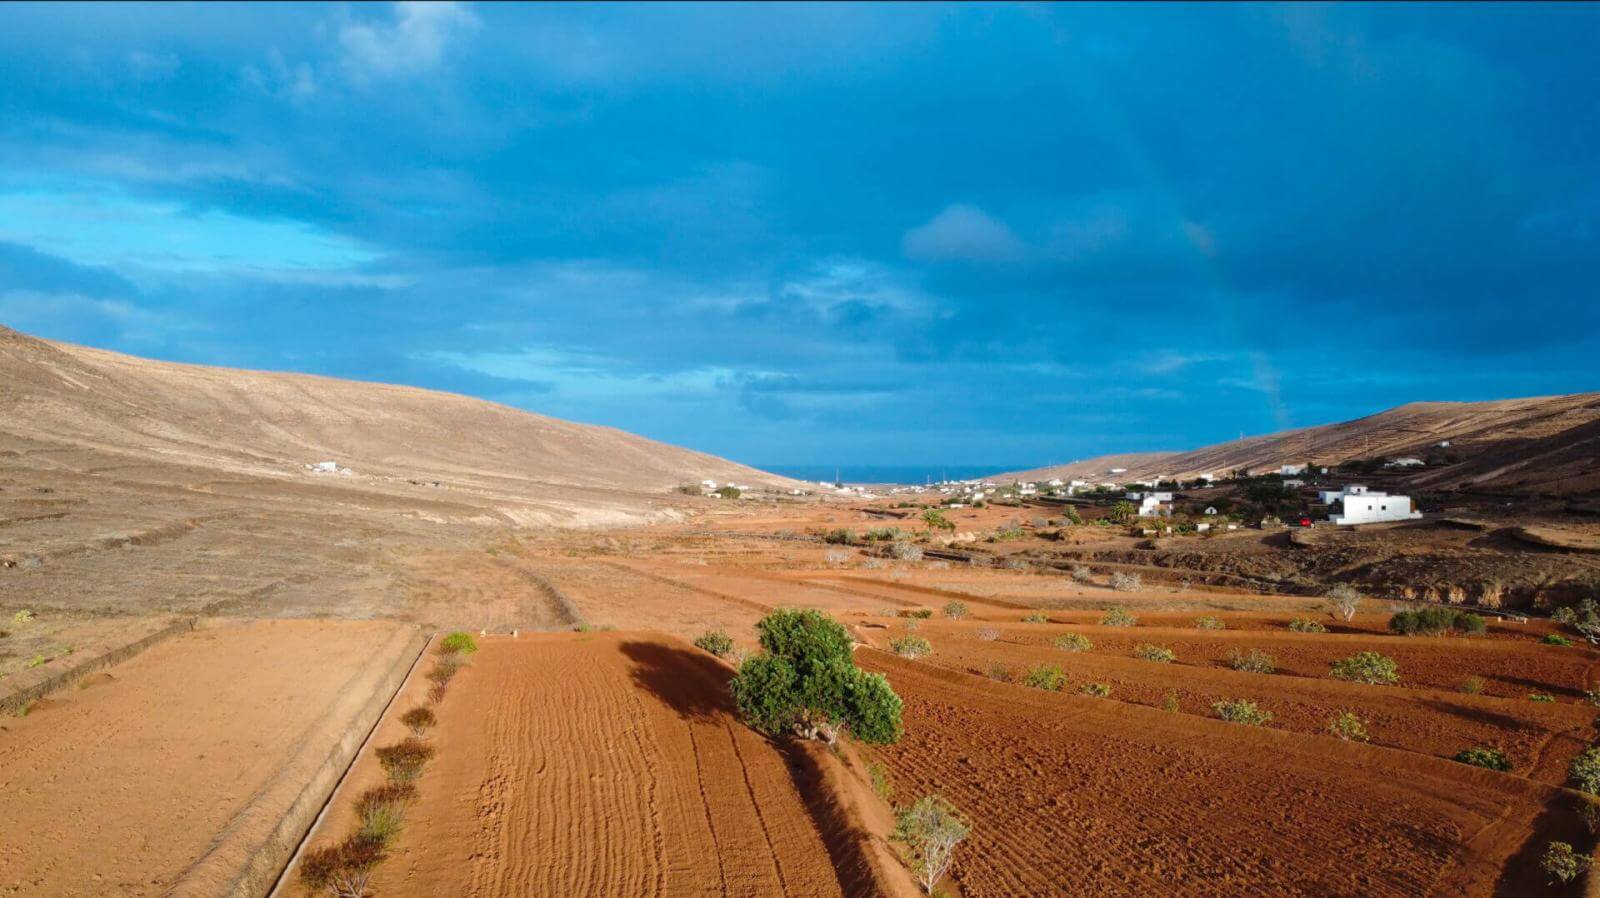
[1001,393,1600,495]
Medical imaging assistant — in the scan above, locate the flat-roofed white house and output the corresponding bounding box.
[1326,485,1421,525]
[1279,463,1307,476]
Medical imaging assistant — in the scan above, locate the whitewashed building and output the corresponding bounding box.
[1325,485,1421,525]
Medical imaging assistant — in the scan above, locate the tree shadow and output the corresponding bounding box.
[1417,698,1535,732]
[618,639,735,723]
[1493,795,1590,897]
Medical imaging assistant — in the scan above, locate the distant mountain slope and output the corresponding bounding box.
[997,393,1600,496]
[997,452,1178,484]
[0,324,794,524]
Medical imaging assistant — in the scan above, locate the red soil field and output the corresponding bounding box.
[0,619,419,897]
[304,633,852,897]
[860,649,1585,897]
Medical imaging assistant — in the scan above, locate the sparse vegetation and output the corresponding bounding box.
[1324,584,1362,621]
[25,654,46,669]
[1022,663,1066,691]
[1109,572,1142,592]
[823,528,855,545]
[868,760,893,801]
[942,601,968,620]
[903,608,935,620]
[889,635,932,659]
[1328,711,1369,742]
[400,706,436,738]
[729,609,902,744]
[824,548,850,565]
[976,627,1000,641]
[985,662,1016,683]
[1053,633,1092,653]
[1228,648,1276,674]
[1460,676,1486,694]
[1388,607,1485,637]
[1100,607,1137,627]
[1529,693,1556,703]
[13,609,33,624]
[1540,841,1590,884]
[1070,565,1093,583]
[1160,691,1180,712]
[1022,612,1049,624]
[376,738,436,785]
[890,540,924,562]
[300,834,387,898]
[1194,616,1225,630]
[1329,651,1399,685]
[1569,747,1600,794]
[694,629,735,658]
[439,631,479,655]
[1456,747,1511,772]
[1133,643,1175,664]
[1079,682,1111,698]
[1212,699,1272,726]
[893,794,969,895]
[1288,618,1327,633]
[353,783,416,844]
[1543,633,1574,646]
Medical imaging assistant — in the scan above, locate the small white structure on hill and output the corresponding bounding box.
[1386,457,1424,468]
[1279,463,1307,476]
[313,460,338,473]
[1127,491,1173,517]
[1324,485,1421,525]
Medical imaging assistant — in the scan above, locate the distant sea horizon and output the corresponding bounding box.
[756,464,1037,485]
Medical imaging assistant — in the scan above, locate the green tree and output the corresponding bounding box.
[921,507,955,532]
[1108,500,1136,523]
[730,609,903,744]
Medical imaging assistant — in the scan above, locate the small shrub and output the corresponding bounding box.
[1544,633,1574,646]
[1022,612,1049,624]
[427,655,462,686]
[1228,648,1276,674]
[300,835,386,898]
[1569,747,1600,794]
[1324,583,1362,621]
[942,601,968,620]
[353,783,416,844]
[1328,711,1369,743]
[1101,607,1137,627]
[1053,633,1092,653]
[823,528,855,545]
[903,608,935,620]
[376,738,436,785]
[1022,663,1067,691]
[1194,616,1225,630]
[1329,652,1398,685]
[865,527,902,542]
[975,627,1000,642]
[890,540,924,562]
[1070,565,1093,583]
[1457,613,1486,635]
[889,635,932,659]
[985,662,1016,683]
[12,610,33,624]
[400,706,436,738]
[868,760,893,801]
[427,681,447,704]
[1079,682,1111,697]
[1456,746,1511,771]
[824,548,850,565]
[1529,693,1556,703]
[1212,699,1273,726]
[1541,841,1590,885]
[894,794,969,895]
[1110,572,1142,592]
[1133,643,1175,664]
[1576,799,1600,835]
[1459,676,1485,694]
[1160,691,1180,712]
[439,631,478,655]
[1287,618,1327,633]
[25,655,46,669]
[694,629,735,658]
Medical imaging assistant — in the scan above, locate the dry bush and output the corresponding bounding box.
[890,540,924,562]
[354,783,416,844]
[889,635,932,659]
[863,558,887,570]
[1328,711,1369,743]
[1070,565,1093,583]
[985,662,1016,683]
[400,706,436,738]
[942,601,968,620]
[427,682,448,704]
[1053,633,1092,652]
[975,627,1000,641]
[1134,643,1175,663]
[1324,584,1362,621]
[1078,682,1111,698]
[1022,612,1049,624]
[1228,648,1276,674]
[693,629,734,658]
[1160,691,1179,712]
[1001,557,1029,572]
[1287,618,1327,633]
[824,548,850,565]
[1100,607,1137,627]
[894,795,969,895]
[1110,572,1142,592]
[300,835,387,898]
[1459,676,1486,694]
[1194,616,1225,630]
[376,738,436,785]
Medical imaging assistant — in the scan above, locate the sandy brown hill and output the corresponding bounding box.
[0,325,791,515]
[1001,393,1600,495]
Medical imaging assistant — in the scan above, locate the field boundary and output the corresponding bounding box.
[0,615,196,716]
[167,624,429,898]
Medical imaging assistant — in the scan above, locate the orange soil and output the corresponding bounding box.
[864,616,1598,786]
[301,633,851,898]
[861,649,1584,897]
[0,619,418,897]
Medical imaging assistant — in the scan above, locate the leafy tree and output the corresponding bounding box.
[1108,500,1136,523]
[730,609,903,744]
[921,508,955,532]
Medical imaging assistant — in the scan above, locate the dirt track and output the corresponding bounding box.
[862,648,1584,897]
[312,633,850,898]
[0,619,419,897]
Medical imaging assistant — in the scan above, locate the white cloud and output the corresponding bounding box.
[777,259,935,319]
[902,204,1025,263]
[339,2,480,82]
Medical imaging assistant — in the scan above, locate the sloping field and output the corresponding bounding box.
[0,618,421,897]
[315,633,849,897]
[860,649,1582,897]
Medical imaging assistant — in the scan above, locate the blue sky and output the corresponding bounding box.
[1,3,1596,469]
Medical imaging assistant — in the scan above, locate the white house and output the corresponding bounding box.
[1048,478,1064,487]
[1128,491,1173,517]
[312,460,338,473]
[1279,464,1307,476]
[701,479,719,490]
[1109,467,1128,475]
[1327,486,1422,525]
